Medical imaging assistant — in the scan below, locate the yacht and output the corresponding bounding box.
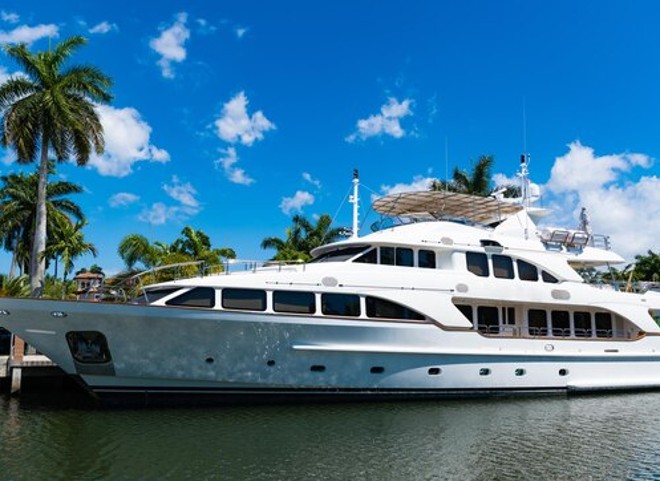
[2,160,660,405]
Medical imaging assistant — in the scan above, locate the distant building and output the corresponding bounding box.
[73,272,104,300]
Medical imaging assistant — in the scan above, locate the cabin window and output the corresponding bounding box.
[396,248,414,267]
[456,304,473,323]
[166,287,216,308]
[380,247,395,265]
[542,271,559,283]
[273,291,316,314]
[595,312,613,338]
[321,293,361,317]
[574,311,592,337]
[651,310,660,328]
[222,288,266,311]
[366,297,425,321]
[492,255,514,279]
[517,260,539,281]
[354,248,377,264]
[418,250,436,269]
[132,287,181,304]
[528,309,548,336]
[551,310,570,337]
[310,246,369,263]
[477,306,499,334]
[466,252,489,277]
[66,331,112,364]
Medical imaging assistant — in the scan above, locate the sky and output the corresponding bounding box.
[1,0,660,275]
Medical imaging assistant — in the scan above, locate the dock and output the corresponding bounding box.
[0,335,60,394]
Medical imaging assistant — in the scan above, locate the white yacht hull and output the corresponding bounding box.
[2,297,660,405]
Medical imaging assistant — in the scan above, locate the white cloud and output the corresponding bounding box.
[0,65,11,84]
[0,148,13,165]
[280,190,315,215]
[138,177,200,226]
[302,172,321,189]
[214,147,255,185]
[544,141,659,260]
[0,23,59,45]
[89,21,118,34]
[215,91,275,146]
[379,175,435,197]
[346,98,413,142]
[109,192,140,207]
[235,27,248,38]
[149,12,190,79]
[1,11,19,24]
[88,104,170,177]
[163,175,199,208]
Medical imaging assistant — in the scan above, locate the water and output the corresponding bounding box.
[1,392,660,480]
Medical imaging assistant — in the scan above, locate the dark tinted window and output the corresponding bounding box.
[542,271,559,283]
[477,306,499,334]
[132,287,180,304]
[310,246,368,263]
[595,312,612,338]
[222,288,266,311]
[574,311,592,337]
[418,250,436,269]
[380,247,395,265]
[396,248,414,267]
[354,248,377,264]
[66,331,112,364]
[273,291,315,314]
[321,293,360,317]
[518,260,539,281]
[166,287,215,308]
[552,311,570,337]
[456,304,473,323]
[466,252,489,277]
[492,255,514,279]
[528,309,548,336]
[366,297,425,321]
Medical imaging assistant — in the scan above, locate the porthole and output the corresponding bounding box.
[515,368,526,376]
[559,368,569,376]
[205,357,214,364]
[428,367,442,376]
[266,360,276,367]
[310,365,326,372]
[370,366,385,374]
[479,368,491,376]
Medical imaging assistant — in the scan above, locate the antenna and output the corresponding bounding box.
[349,169,360,239]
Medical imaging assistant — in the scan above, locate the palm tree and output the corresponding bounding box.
[261,214,344,261]
[430,155,494,196]
[118,234,159,270]
[44,219,97,283]
[0,169,85,277]
[0,35,112,296]
[171,226,236,266]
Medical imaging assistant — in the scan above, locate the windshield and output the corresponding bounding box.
[309,246,370,263]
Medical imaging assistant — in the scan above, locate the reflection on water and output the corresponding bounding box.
[1,393,660,480]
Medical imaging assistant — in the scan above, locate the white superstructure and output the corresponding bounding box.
[1,165,660,405]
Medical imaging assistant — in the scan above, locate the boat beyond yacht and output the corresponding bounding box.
[2,162,660,405]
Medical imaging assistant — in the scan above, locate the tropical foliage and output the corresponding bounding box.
[261,214,345,261]
[430,155,495,196]
[0,35,112,296]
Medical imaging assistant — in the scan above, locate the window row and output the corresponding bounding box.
[151,286,426,321]
[466,252,558,283]
[354,246,436,269]
[456,303,620,339]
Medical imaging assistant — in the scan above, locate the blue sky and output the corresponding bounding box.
[1,1,660,274]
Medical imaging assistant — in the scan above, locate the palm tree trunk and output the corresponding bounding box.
[29,137,49,298]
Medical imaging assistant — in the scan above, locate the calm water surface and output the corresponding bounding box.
[1,391,660,480]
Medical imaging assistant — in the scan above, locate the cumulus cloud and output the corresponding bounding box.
[346,98,413,142]
[215,91,275,146]
[1,11,19,24]
[138,177,200,226]
[302,172,321,189]
[89,21,118,34]
[0,23,59,45]
[280,190,315,215]
[150,12,190,79]
[379,175,435,197]
[88,104,170,177]
[109,192,140,207]
[544,141,659,260]
[235,27,248,38]
[214,147,255,185]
